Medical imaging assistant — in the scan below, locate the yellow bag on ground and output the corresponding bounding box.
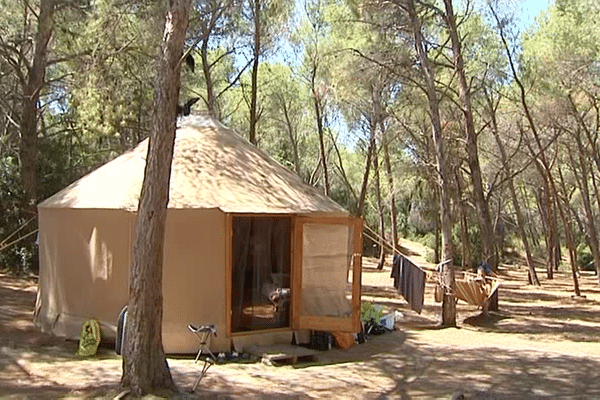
[76,319,102,356]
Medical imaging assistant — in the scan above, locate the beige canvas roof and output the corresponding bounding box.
[39,115,347,215]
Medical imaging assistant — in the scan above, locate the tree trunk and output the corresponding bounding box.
[455,167,471,270]
[311,81,329,196]
[485,88,539,285]
[356,123,377,217]
[511,178,539,285]
[535,185,554,279]
[331,134,358,205]
[557,167,581,296]
[492,4,560,280]
[20,0,55,209]
[249,0,260,145]
[568,96,600,282]
[280,95,301,175]
[444,0,496,274]
[121,0,191,395]
[434,210,440,264]
[201,37,218,118]
[381,122,399,252]
[407,0,455,326]
[573,136,600,279]
[372,140,386,270]
[522,184,540,250]
[493,3,580,294]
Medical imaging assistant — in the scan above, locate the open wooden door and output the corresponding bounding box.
[292,216,362,333]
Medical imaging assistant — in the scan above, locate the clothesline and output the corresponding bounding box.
[362,225,500,309]
[362,224,429,272]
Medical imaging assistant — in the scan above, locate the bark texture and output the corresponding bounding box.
[569,97,600,282]
[443,0,496,273]
[249,0,260,145]
[382,125,399,252]
[491,6,580,295]
[312,74,330,196]
[121,0,192,395]
[372,139,386,270]
[356,122,377,217]
[407,0,455,326]
[486,90,539,285]
[20,0,55,208]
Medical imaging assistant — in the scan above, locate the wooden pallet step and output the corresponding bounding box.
[248,344,319,366]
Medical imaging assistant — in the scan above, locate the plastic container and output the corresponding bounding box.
[379,313,395,330]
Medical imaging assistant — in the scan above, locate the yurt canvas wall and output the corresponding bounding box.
[35,207,231,353]
[35,207,133,340]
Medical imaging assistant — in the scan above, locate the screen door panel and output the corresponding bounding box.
[293,217,362,332]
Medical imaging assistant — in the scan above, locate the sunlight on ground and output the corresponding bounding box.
[2,241,600,398]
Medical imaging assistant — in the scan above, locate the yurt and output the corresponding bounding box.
[35,114,362,353]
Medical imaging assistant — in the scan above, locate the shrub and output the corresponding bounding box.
[578,248,595,272]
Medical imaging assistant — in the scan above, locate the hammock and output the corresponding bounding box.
[435,271,500,307]
[454,272,500,307]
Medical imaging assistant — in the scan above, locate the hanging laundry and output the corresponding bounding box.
[391,254,426,314]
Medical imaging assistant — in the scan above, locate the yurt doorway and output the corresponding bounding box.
[231,216,292,333]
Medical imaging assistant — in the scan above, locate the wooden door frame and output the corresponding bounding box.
[225,213,362,337]
[225,213,294,337]
[292,216,363,333]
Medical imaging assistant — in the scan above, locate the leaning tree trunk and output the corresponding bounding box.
[313,90,330,196]
[280,95,301,176]
[557,167,581,296]
[356,121,377,217]
[20,0,55,210]
[249,0,260,145]
[372,139,386,270]
[444,0,500,311]
[443,0,496,273]
[381,122,399,252]
[576,145,600,281]
[569,97,600,282]
[455,167,471,270]
[201,37,218,118]
[407,0,455,326]
[434,209,440,264]
[485,88,540,285]
[537,185,556,278]
[493,3,559,280]
[494,2,579,295]
[510,177,539,285]
[121,0,192,395]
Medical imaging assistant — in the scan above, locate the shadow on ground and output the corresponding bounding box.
[3,260,600,399]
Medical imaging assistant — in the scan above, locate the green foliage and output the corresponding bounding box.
[0,155,33,274]
[68,0,157,151]
[577,243,595,272]
[2,0,599,281]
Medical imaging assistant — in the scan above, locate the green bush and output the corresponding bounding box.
[0,156,36,275]
[422,232,437,250]
[578,247,595,272]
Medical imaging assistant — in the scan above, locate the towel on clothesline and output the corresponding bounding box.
[391,254,426,314]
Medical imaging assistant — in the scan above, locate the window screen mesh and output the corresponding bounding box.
[300,223,354,317]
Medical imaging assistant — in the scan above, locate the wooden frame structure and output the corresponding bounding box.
[225,214,362,338]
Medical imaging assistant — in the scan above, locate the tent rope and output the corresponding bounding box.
[0,215,36,246]
[0,229,38,253]
[362,224,425,270]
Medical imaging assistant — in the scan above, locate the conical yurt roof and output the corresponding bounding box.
[39,114,347,215]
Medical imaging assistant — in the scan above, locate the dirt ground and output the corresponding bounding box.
[2,240,600,399]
